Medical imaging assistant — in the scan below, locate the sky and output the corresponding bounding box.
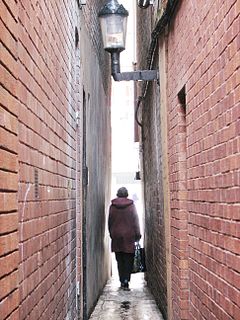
[111,0,139,174]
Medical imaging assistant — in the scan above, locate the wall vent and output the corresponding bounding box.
[34,168,39,199]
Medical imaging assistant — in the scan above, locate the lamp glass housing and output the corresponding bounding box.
[99,13,128,52]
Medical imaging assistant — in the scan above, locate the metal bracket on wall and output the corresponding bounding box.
[110,52,158,82]
[112,70,158,82]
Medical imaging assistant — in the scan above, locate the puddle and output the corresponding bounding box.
[120,301,131,310]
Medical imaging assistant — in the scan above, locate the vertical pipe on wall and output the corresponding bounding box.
[82,90,88,320]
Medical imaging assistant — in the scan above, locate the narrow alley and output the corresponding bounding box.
[89,272,164,320]
[1,0,239,320]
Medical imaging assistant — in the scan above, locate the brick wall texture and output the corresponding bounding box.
[0,1,111,320]
[0,1,20,319]
[138,0,240,319]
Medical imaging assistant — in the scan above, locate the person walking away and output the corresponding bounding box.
[108,187,141,290]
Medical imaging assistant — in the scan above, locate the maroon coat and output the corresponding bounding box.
[108,197,141,253]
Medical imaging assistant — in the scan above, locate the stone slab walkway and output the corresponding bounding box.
[89,272,164,320]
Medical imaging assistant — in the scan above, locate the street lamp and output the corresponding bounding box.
[98,0,158,82]
[98,0,128,53]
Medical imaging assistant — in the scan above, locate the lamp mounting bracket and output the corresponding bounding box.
[110,52,158,82]
[112,70,158,82]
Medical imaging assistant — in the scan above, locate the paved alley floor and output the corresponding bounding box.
[89,272,164,320]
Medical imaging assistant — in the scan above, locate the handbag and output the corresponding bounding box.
[132,242,146,273]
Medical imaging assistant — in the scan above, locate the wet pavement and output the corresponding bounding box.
[89,263,164,320]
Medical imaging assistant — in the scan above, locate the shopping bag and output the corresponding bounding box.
[132,242,146,273]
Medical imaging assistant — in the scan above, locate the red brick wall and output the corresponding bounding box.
[17,1,80,318]
[136,6,169,319]
[1,1,111,319]
[167,0,240,318]
[0,1,20,319]
[136,4,170,318]
[142,81,169,318]
[138,0,240,319]
[168,90,189,319]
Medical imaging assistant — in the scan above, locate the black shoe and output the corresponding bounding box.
[123,280,130,291]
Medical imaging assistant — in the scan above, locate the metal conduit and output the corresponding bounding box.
[135,0,178,127]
